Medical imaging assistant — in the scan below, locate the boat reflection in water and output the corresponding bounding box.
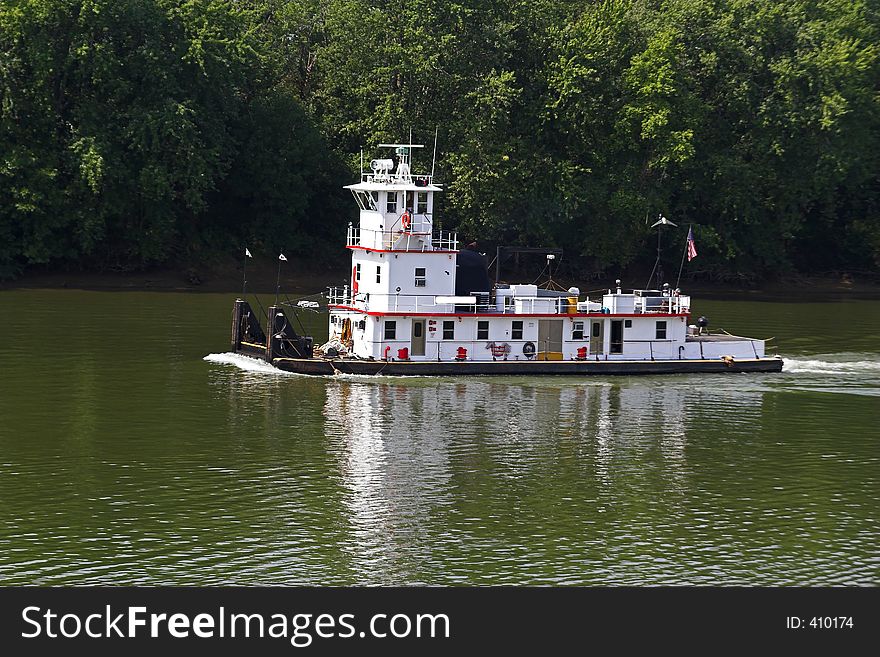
[321,376,767,584]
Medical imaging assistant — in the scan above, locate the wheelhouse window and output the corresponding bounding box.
[511,320,523,340]
[384,320,396,340]
[572,321,584,340]
[656,320,667,339]
[417,192,429,214]
[376,265,381,284]
[442,321,455,340]
[352,190,377,211]
[386,192,397,214]
[477,321,489,340]
[414,267,426,287]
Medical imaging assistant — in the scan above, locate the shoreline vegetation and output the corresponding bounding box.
[4,258,878,301]
[1,1,878,284]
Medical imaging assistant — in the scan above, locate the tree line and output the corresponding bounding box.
[1,0,878,281]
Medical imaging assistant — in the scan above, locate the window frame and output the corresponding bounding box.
[572,321,584,340]
[477,320,489,340]
[655,320,667,340]
[442,320,455,340]
[386,191,397,214]
[376,265,381,284]
[414,267,427,288]
[417,191,429,214]
[384,320,397,340]
[511,320,523,340]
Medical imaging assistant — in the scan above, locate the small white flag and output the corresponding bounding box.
[278,253,287,261]
[245,248,252,258]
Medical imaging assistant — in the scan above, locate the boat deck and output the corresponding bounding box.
[686,333,758,342]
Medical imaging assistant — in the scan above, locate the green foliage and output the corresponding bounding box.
[0,0,344,276]
[0,0,878,279]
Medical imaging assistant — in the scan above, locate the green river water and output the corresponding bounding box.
[0,289,877,585]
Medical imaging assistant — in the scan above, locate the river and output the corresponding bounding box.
[0,289,877,585]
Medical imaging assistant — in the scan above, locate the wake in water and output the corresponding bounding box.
[203,352,406,380]
[782,352,880,374]
[203,352,295,375]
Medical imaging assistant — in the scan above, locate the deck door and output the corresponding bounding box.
[590,320,604,355]
[411,319,426,356]
[538,320,564,360]
[610,320,623,354]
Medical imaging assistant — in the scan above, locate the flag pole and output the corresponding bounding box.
[275,257,282,306]
[242,248,248,298]
[675,226,691,289]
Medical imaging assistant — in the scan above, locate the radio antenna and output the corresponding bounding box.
[431,126,438,178]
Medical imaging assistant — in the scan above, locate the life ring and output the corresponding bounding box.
[522,341,536,357]
[401,210,412,231]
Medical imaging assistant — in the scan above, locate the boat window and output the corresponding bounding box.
[572,321,584,340]
[356,263,361,281]
[511,320,523,340]
[417,192,429,214]
[592,323,601,338]
[376,265,381,284]
[656,320,667,339]
[477,321,489,340]
[386,192,397,214]
[357,320,366,330]
[414,267,426,287]
[384,320,396,340]
[351,190,365,210]
[362,191,377,211]
[443,320,455,340]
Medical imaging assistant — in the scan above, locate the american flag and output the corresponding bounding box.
[686,227,698,262]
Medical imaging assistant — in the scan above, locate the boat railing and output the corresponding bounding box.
[633,295,691,314]
[328,291,692,315]
[347,224,458,251]
[360,172,434,186]
[327,286,351,306]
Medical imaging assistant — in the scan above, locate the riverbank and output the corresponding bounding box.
[3,259,878,300]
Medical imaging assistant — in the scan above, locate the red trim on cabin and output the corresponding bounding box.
[346,245,459,254]
[328,304,690,319]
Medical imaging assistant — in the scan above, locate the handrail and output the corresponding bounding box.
[347,225,458,251]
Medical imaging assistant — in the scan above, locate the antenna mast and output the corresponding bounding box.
[431,126,438,178]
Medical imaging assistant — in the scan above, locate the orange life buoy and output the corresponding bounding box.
[401,210,412,231]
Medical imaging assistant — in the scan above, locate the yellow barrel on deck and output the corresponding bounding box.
[567,297,578,314]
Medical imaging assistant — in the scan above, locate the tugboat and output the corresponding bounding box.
[230,142,783,375]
